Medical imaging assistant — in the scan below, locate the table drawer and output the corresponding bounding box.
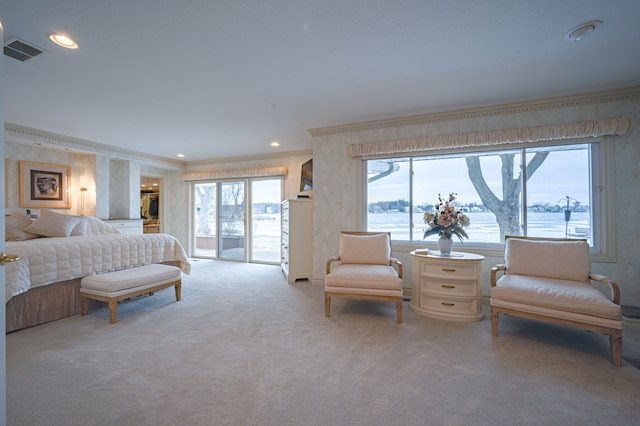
[419,262,478,279]
[419,293,479,315]
[420,278,477,297]
[102,219,143,235]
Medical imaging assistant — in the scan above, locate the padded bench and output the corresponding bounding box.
[80,264,182,324]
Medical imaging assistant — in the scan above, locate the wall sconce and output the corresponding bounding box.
[80,187,88,216]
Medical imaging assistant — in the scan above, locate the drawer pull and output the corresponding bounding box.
[441,302,455,307]
[442,268,456,272]
[441,285,455,289]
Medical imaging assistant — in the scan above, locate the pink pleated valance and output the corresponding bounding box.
[180,166,288,181]
[347,117,632,157]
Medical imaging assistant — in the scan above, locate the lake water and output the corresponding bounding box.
[368,211,590,243]
[195,211,590,262]
[214,211,590,242]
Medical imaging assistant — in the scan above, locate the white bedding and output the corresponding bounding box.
[6,233,191,302]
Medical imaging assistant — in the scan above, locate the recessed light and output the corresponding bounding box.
[271,141,280,147]
[564,20,602,42]
[49,34,78,49]
[177,153,185,158]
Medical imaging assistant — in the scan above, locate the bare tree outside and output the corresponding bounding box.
[221,182,244,236]
[195,183,216,235]
[465,152,549,240]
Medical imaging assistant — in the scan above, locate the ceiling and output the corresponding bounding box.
[2,1,640,163]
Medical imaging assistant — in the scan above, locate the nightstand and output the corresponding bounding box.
[410,250,485,322]
[101,219,143,235]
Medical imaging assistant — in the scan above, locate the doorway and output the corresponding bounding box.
[140,175,161,233]
[192,178,281,263]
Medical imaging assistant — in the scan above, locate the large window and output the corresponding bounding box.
[367,142,599,246]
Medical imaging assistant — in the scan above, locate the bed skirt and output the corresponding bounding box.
[6,261,182,333]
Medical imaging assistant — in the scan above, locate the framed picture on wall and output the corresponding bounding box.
[19,161,71,209]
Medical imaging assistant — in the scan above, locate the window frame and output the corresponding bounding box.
[362,138,615,262]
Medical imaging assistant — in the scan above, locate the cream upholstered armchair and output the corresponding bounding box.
[491,236,623,366]
[325,232,403,323]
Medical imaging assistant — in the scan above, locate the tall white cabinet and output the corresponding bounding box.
[281,199,313,284]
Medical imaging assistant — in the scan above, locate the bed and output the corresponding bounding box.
[5,211,190,332]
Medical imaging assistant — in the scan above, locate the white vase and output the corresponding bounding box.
[438,236,453,255]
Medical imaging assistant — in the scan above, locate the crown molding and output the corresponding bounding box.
[308,86,640,137]
[4,123,187,171]
[186,149,313,166]
[4,123,312,169]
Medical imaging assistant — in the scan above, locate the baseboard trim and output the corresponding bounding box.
[623,316,640,332]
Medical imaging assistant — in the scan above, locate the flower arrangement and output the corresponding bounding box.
[423,193,470,242]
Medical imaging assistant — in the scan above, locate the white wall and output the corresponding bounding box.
[5,142,96,217]
[108,159,140,219]
[311,90,640,307]
[95,154,110,219]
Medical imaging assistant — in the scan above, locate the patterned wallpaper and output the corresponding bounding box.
[5,142,96,217]
[311,94,640,307]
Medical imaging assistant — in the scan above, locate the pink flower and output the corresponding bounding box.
[437,214,455,227]
[423,192,470,242]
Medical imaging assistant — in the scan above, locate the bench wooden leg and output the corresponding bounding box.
[108,300,118,324]
[324,294,331,317]
[175,281,182,301]
[81,296,88,316]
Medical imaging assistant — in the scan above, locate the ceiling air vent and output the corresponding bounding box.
[3,37,45,62]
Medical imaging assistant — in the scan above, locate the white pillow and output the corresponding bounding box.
[70,217,88,236]
[24,209,82,238]
[505,238,590,282]
[5,212,39,241]
[84,216,121,235]
[339,233,391,265]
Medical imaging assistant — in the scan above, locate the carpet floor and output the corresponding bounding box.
[7,259,640,426]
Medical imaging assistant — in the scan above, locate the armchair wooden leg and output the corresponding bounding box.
[491,309,499,336]
[324,294,331,317]
[610,331,623,367]
[396,299,402,324]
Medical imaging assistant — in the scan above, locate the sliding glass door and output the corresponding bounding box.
[192,178,281,263]
[220,181,245,260]
[250,179,281,263]
[194,182,218,258]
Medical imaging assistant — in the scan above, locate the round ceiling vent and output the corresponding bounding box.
[564,20,602,42]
